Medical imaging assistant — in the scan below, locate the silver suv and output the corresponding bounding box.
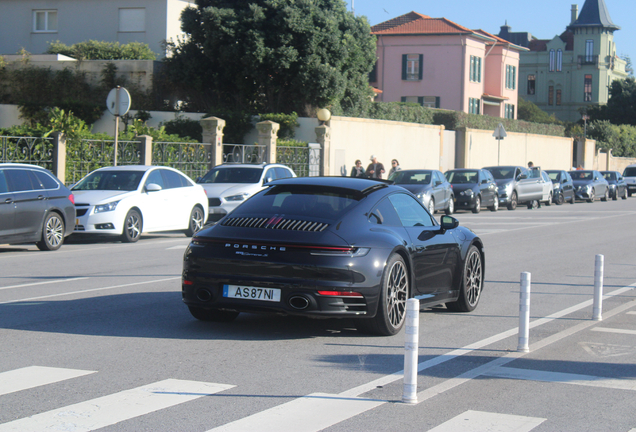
[483,165,549,210]
[197,163,296,222]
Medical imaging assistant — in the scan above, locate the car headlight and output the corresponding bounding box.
[460,190,474,197]
[584,185,592,192]
[225,193,250,202]
[94,201,120,213]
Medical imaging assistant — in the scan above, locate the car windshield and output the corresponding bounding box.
[624,167,636,177]
[445,171,478,184]
[603,172,617,181]
[199,167,263,184]
[72,171,144,191]
[231,185,361,223]
[486,167,515,180]
[547,171,561,182]
[389,171,431,185]
[571,171,592,180]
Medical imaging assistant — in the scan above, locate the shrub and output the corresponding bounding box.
[47,40,156,60]
[258,112,299,139]
[161,115,203,142]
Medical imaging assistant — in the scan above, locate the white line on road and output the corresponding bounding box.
[427,410,546,432]
[0,277,180,305]
[0,277,89,291]
[484,366,636,391]
[0,366,96,397]
[591,327,636,335]
[0,379,234,432]
[207,393,384,432]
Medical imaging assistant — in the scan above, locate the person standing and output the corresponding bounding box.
[366,155,385,179]
[388,159,401,177]
[350,160,366,178]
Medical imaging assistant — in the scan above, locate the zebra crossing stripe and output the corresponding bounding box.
[0,379,234,432]
[207,393,385,432]
[427,410,546,432]
[0,366,96,397]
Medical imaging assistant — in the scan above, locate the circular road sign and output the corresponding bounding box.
[106,87,131,116]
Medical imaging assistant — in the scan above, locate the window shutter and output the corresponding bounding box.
[402,54,407,80]
[418,54,423,80]
[417,97,424,106]
[435,97,440,108]
[401,97,406,102]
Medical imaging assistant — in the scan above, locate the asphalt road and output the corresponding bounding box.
[0,197,635,432]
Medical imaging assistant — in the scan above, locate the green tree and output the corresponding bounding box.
[162,0,376,116]
[517,97,562,125]
[587,77,636,126]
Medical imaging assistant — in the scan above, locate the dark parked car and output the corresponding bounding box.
[600,171,628,200]
[444,169,498,213]
[0,163,75,250]
[182,177,485,336]
[568,170,609,202]
[388,169,454,215]
[483,165,547,210]
[545,170,575,205]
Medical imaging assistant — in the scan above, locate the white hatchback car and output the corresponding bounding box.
[71,165,208,242]
[197,163,296,222]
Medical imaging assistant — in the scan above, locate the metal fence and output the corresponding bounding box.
[0,136,54,171]
[223,144,266,164]
[66,138,140,185]
[153,141,212,181]
[276,144,321,177]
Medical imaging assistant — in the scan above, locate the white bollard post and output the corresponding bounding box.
[593,254,604,321]
[517,272,531,352]
[402,298,420,404]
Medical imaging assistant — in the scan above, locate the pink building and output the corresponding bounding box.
[370,12,527,119]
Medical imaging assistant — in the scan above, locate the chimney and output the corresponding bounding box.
[571,4,578,24]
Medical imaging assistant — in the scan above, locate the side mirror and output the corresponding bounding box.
[146,183,162,192]
[263,177,274,185]
[435,180,442,186]
[440,215,459,230]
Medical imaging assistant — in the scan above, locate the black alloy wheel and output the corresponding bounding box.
[357,254,408,336]
[188,306,240,322]
[446,245,483,312]
[556,192,564,205]
[472,196,481,213]
[122,209,142,242]
[507,191,518,210]
[185,206,205,237]
[36,212,65,251]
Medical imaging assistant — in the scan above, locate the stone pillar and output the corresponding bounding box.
[256,120,279,163]
[200,116,225,168]
[51,132,66,184]
[315,124,331,176]
[136,135,153,165]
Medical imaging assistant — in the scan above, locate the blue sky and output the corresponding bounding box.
[350,0,634,66]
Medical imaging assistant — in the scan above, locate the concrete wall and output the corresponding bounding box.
[595,151,636,173]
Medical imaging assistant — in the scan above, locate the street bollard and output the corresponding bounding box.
[593,254,604,321]
[517,272,531,352]
[402,298,420,404]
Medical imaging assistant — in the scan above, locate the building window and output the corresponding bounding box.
[556,89,562,106]
[584,74,592,101]
[119,8,145,32]
[505,104,515,119]
[470,56,482,82]
[548,86,554,106]
[401,96,440,108]
[556,50,563,72]
[585,40,594,63]
[505,65,516,90]
[527,75,536,95]
[468,97,480,114]
[33,10,57,32]
[549,50,555,72]
[402,54,423,81]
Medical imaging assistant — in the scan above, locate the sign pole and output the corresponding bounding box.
[114,86,120,166]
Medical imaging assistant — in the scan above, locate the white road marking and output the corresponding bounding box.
[0,379,234,432]
[0,366,96,396]
[207,393,384,432]
[427,410,546,432]
[0,277,180,305]
[592,327,636,335]
[627,311,636,315]
[485,367,636,391]
[166,245,188,250]
[0,277,89,291]
[579,342,636,358]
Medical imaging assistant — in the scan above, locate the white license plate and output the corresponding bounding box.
[223,285,281,302]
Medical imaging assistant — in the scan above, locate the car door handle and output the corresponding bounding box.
[37,195,46,200]
[3,198,12,204]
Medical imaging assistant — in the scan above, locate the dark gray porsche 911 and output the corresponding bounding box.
[182,177,485,336]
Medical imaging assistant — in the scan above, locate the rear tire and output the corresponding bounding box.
[428,198,435,215]
[356,254,408,336]
[121,210,142,243]
[188,306,239,322]
[36,212,65,251]
[545,192,552,206]
[446,245,483,312]
[185,206,205,237]
[622,188,628,200]
[507,191,517,210]
[471,196,481,213]
[445,197,454,215]
[488,195,498,212]
[556,192,564,205]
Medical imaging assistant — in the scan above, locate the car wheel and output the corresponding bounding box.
[545,192,552,206]
[628,191,632,197]
[185,206,205,237]
[356,254,408,336]
[601,189,609,202]
[188,306,239,322]
[488,195,498,212]
[121,209,142,243]
[428,198,435,215]
[587,190,595,203]
[622,188,628,200]
[445,197,454,215]
[36,212,65,251]
[527,199,539,209]
[556,192,564,205]
[446,245,483,312]
[570,193,576,204]
[471,196,481,213]
[507,191,517,210]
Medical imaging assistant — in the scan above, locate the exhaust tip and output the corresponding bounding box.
[289,295,310,310]
[196,289,213,302]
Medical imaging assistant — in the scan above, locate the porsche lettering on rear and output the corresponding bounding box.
[225,243,286,251]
